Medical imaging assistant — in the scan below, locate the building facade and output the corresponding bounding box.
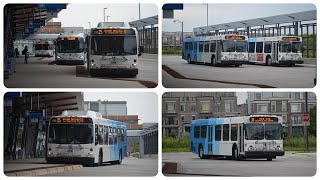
[84,100,127,116]
[247,92,316,135]
[162,92,238,137]
[162,31,193,50]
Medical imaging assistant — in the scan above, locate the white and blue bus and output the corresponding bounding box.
[182,35,248,67]
[34,40,55,57]
[88,22,139,77]
[55,33,88,65]
[190,115,284,161]
[248,36,303,66]
[46,110,127,166]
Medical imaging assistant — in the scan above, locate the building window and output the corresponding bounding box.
[255,93,262,100]
[282,115,287,123]
[257,104,268,113]
[181,115,185,122]
[294,92,301,99]
[225,100,233,113]
[282,101,287,112]
[167,117,176,125]
[291,103,301,113]
[89,102,99,112]
[291,116,301,125]
[166,102,175,113]
[192,115,196,120]
[191,104,196,112]
[128,120,135,124]
[201,102,211,113]
[180,104,186,112]
[271,101,276,112]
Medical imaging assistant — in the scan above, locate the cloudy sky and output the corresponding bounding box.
[83,92,158,123]
[163,3,316,32]
[53,4,158,28]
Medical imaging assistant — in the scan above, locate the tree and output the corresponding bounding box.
[308,106,316,136]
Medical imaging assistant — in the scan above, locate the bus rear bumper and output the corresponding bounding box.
[90,67,138,76]
[46,157,95,165]
[278,60,303,65]
[244,151,285,158]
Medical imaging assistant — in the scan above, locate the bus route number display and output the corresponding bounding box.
[282,37,300,41]
[225,35,245,40]
[92,29,135,35]
[36,41,48,44]
[249,117,278,123]
[56,117,84,123]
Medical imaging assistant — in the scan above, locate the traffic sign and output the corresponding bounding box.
[303,114,310,122]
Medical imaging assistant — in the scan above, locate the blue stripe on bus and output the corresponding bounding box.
[248,38,257,42]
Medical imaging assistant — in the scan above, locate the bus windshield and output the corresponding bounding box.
[292,42,302,53]
[245,124,264,140]
[236,41,247,52]
[90,35,137,56]
[222,40,235,52]
[48,124,93,144]
[57,38,85,53]
[279,42,291,53]
[265,124,282,140]
[35,44,49,50]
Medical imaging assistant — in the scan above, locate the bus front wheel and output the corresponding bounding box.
[198,145,205,159]
[267,157,273,161]
[266,57,272,66]
[232,146,239,161]
[187,56,192,64]
[97,151,103,166]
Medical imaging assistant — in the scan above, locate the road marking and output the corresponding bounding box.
[162,65,276,88]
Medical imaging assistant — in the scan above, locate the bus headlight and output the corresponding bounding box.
[91,63,97,67]
[223,56,229,60]
[79,55,84,59]
[248,146,254,151]
[281,56,285,61]
[274,146,281,151]
[132,63,137,67]
[57,56,61,59]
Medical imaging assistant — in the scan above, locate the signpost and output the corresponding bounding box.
[302,113,310,151]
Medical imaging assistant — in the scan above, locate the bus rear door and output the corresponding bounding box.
[216,41,222,62]
[193,42,198,61]
[208,125,213,155]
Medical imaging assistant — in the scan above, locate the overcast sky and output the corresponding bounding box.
[53,4,158,29]
[163,3,316,32]
[83,92,158,124]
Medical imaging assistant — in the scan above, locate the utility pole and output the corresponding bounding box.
[304,92,308,151]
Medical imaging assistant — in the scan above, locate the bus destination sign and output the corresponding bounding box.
[249,117,278,123]
[58,37,77,41]
[51,117,92,123]
[282,37,300,41]
[225,35,245,40]
[36,41,49,44]
[92,29,135,35]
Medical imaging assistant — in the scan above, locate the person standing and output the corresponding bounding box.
[22,46,28,64]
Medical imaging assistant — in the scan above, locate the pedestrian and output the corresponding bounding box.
[22,46,28,64]
[15,48,19,57]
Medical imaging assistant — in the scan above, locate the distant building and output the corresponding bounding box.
[247,92,316,135]
[162,92,238,137]
[103,115,142,130]
[62,27,87,35]
[84,100,127,116]
[162,31,193,50]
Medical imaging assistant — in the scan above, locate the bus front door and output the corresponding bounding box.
[208,125,213,155]
[272,42,279,63]
[216,41,221,62]
[239,124,244,154]
[193,42,198,61]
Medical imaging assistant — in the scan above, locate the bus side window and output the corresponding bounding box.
[231,124,238,141]
[248,42,255,53]
[264,42,272,53]
[201,125,207,138]
[117,128,121,141]
[99,125,103,144]
[223,124,229,141]
[104,126,108,145]
[109,127,113,145]
[194,126,200,138]
[215,125,221,141]
[256,42,263,53]
[199,42,204,53]
[210,42,216,53]
[114,127,118,144]
[204,43,210,53]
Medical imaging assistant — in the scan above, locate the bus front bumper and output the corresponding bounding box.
[90,67,138,76]
[46,157,95,165]
[278,60,303,65]
[220,60,248,65]
[244,151,285,158]
[56,59,86,65]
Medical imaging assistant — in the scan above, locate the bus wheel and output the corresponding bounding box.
[266,57,272,66]
[232,147,239,160]
[267,157,273,161]
[98,151,103,166]
[199,145,205,159]
[211,57,216,66]
[235,64,240,67]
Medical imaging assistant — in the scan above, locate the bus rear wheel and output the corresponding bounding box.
[267,157,273,161]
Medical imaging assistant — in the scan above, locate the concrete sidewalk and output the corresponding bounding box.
[139,53,158,62]
[4,158,83,176]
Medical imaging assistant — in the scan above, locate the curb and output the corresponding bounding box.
[5,164,83,176]
[162,162,182,174]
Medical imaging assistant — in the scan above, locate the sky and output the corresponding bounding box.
[83,92,158,124]
[163,3,316,32]
[53,4,158,29]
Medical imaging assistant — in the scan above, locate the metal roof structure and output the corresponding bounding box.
[194,10,316,34]
[140,123,158,136]
[5,4,67,40]
[129,15,158,28]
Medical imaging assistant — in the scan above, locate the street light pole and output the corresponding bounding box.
[106,16,110,22]
[139,3,141,20]
[203,4,208,27]
[173,20,184,48]
[103,7,108,22]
